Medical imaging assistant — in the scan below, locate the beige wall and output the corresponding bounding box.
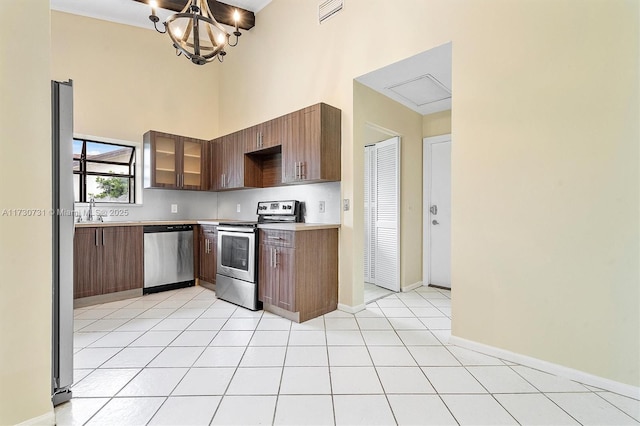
[2,3,637,422]
[218,0,639,386]
[0,1,54,424]
[51,12,221,142]
[354,82,423,299]
[423,110,452,137]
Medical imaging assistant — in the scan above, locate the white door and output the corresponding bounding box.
[424,136,451,288]
[364,136,400,291]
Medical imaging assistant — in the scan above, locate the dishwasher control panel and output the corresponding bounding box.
[143,224,193,233]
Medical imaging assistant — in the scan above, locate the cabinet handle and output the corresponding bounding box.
[177,174,180,186]
[260,132,264,147]
[95,229,99,246]
[301,162,305,180]
[102,229,105,246]
[205,238,209,254]
[295,162,299,180]
[274,248,278,267]
[221,173,225,188]
[256,132,260,149]
[269,247,274,268]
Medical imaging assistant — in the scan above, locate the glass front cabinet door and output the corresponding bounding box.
[144,131,204,190]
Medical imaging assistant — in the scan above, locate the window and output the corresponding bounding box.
[73,138,136,203]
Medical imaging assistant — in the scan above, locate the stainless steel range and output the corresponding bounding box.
[216,200,302,310]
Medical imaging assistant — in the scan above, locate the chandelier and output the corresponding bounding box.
[148,0,241,65]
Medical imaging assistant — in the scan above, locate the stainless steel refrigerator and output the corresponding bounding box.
[51,80,74,406]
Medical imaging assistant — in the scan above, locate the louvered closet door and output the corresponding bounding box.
[364,147,376,283]
[364,137,400,291]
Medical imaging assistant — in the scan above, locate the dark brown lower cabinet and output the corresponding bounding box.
[259,228,338,322]
[198,225,217,285]
[73,226,143,299]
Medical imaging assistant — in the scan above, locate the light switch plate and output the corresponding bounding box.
[343,199,350,211]
[319,201,326,213]
[236,204,241,213]
[171,204,178,213]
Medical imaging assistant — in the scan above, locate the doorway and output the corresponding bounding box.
[364,136,401,295]
[423,134,452,289]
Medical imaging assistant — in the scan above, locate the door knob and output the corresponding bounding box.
[432,220,439,225]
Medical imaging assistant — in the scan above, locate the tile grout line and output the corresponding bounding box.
[504,362,586,425]
[270,316,292,425]
[145,292,231,425]
[398,290,462,426]
[67,285,637,426]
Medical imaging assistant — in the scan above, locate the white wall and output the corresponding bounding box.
[0,1,54,424]
[217,182,341,224]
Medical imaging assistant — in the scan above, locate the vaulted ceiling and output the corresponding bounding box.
[50,0,271,32]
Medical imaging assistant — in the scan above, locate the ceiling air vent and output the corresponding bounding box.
[319,0,344,24]
[387,74,452,107]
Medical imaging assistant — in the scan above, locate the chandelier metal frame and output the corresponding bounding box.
[149,0,241,65]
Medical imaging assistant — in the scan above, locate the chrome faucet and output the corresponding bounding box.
[87,196,95,222]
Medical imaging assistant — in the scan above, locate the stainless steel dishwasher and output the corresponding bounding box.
[143,224,195,294]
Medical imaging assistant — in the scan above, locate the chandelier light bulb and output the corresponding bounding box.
[233,9,240,31]
[149,0,158,18]
[217,33,226,45]
[173,27,183,38]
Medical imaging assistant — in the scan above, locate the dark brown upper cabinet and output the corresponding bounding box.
[282,103,341,184]
[210,131,256,190]
[244,117,284,153]
[155,102,341,193]
[144,131,205,190]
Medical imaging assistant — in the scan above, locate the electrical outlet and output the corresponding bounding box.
[343,199,350,211]
[319,201,326,213]
[171,204,178,214]
[236,204,241,213]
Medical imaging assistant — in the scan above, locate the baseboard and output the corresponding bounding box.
[74,288,142,309]
[17,409,55,426]
[338,303,366,314]
[402,281,423,292]
[450,335,640,399]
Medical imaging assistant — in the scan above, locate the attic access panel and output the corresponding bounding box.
[132,0,256,30]
[387,74,451,107]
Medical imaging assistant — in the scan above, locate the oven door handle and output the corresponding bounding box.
[217,226,256,233]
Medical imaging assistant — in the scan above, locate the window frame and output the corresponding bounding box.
[73,138,137,204]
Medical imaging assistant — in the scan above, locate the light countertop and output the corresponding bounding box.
[257,223,340,231]
[75,220,340,231]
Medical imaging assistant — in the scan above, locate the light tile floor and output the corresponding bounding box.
[56,285,640,426]
[364,282,394,304]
